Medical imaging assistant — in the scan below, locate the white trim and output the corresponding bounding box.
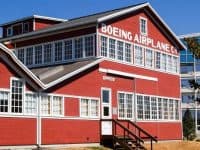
[99,67,158,81]
[0,43,46,89]
[139,16,148,36]
[101,87,112,119]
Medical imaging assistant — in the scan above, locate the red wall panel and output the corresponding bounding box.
[65,97,80,117]
[98,11,178,55]
[42,119,100,144]
[0,118,36,145]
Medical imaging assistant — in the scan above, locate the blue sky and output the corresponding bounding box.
[0,0,199,36]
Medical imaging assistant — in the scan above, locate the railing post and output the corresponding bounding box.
[151,139,153,150]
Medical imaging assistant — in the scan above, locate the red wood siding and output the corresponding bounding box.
[65,97,80,117]
[98,11,178,56]
[42,119,100,144]
[0,118,36,145]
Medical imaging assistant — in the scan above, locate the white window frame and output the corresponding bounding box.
[101,87,112,119]
[140,17,148,36]
[7,27,13,37]
[80,98,99,118]
[117,91,134,120]
[10,77,25,114]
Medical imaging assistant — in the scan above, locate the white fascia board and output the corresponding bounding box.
[147,4,187,50]
[97,3,186,50]
[99,68,158,81]
[0,43,46,89]
[45,58,105,89]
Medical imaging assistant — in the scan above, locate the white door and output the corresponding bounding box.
[101,88,112,135]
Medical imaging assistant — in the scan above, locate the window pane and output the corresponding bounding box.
[35,45,43,65]
[75,38,83,58]
[118,93,125,118]
[151,97,157,119]
[100,36,107,57]
[26,47,33,65]
[53,96,62,115]
[17,48,25,64]
[109,39,116,59]
[55,42,63,62]
[137,95,143,119]
[125,43,131,63]
[91,100,99,117]
[81,99,89,116]
[0,91,9,113]
[145,49,153,68]
[117,41,124,61]
[64,40,73,60]
[102,90,109,103]
[41,95,51,115]
[144,96,150,119]
[134,45,143,65]
[155,52,161,69]
[25,93,37,114]
[44,43,52,63]
[11,79,23,113]
[85,36,94,57]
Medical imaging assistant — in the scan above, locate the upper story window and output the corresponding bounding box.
[16,34,95,67]
[140,17,147,35]
[134,45,144,66]
[145,49,153,68]
[23,22,29,33]
[7,27,13,37]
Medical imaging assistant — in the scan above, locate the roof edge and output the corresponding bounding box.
[0,15,67,27]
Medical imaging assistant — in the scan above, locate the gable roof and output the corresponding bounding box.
[0,43,104,89]
[0,2,185,49]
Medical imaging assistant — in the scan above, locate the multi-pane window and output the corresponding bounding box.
[161,53,167,71]
[64,40,73,60]
[0,91,9,113]
[54,42,63,62]
[80,98,99,117]
[26,47,33,65]
[155,52,161,69]
[169,99,174,120]
[75,38,83,58]
[53,96,62,115]
[118,93,133,119]
[85,36,94,57]
[44,43,52,63]
[25,93,37,114]
[134,45,143,65]
[151,97,157,119]
[136,94,179,121]
[91,99,99,117]
[35,45,43,65]
[144,96,150,119]
[163,99,168,119]
[109,39,116,59]
[137,95,143,119]
[125,43,131,63]
[11,79,24,113]
[145,49,153,68]
[17,48,25,64]
[41,95,51,115]
[100,36,107,57]
[102,89,111,118]
[158,98,163,119]
[117,41,124,61]
[140,18,147,35]
[172,56,178,73]
[175,100,179,120]
[167,55,172,72]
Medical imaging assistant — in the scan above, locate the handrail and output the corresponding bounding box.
[113,119,144,144]
[113,136,133,150]
[127,120,157,142]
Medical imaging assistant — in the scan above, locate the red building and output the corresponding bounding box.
[0,2,185,149]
